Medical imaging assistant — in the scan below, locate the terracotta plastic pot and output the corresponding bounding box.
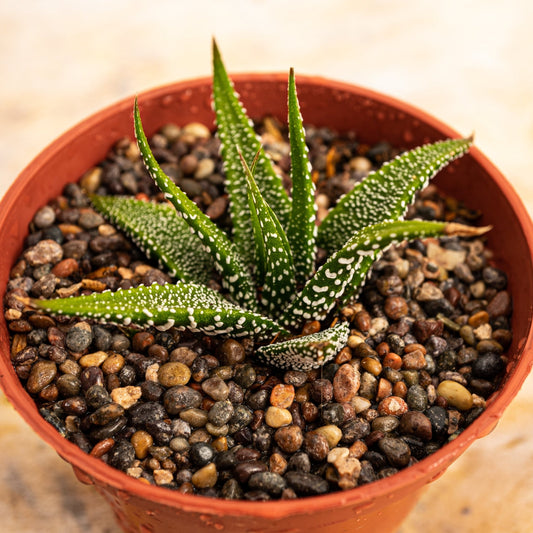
[1,74,532,533]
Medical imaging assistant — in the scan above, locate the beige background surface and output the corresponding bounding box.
[1,1,532,531]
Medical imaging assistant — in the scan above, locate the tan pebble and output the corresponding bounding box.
[206,422,228,437]
[194,158,215,180]
[349,156,372,172]
[111,386,142,409]
[126,467,143,479]
[180,407,208,427]
[315,193,330,209]
[131,430,153,459]
[26,360,57,394]
[472,394,486,409]
[191,463,218,488]
[350,396,372,414]
[377,396,409,416]
[81,279,107,292]
[270,384,295,408]
[347,334,365,348]
[134,264,153,276]
[158,362,191,387]
[101,353,125,374]
[337,456,362,489]
[404,343,426,355]
[269,452,288,475]
[98,224,117,236]
[313,425,343,448]
[469,280,486,299]
[153,469,174,486]
[145,363,160,382]
[437,380,473,410]
[369,317,389,336]
[5,308,22,321]
[335,346,352,365]
[265,406,293,428]
[118,267,134,280]
[474,323,492,341]
[182,122,211,139]
[361,357,382,376]
[57,282,82,298]
[327,447,350,465]
[79,351,108,368]
[80,167,102,193]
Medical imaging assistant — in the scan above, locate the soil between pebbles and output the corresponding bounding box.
[5,117,512,500]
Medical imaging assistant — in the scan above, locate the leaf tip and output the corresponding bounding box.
[444,222,492,237]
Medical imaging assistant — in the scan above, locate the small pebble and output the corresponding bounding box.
[158,362,191,387]
[265,406,293,428]
[436,380,473,410]
[111,386,142,409]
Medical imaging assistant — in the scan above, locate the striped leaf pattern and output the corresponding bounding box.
[212,39,291,266]
[33,283,288,340]
[286,68,317,284]
[240,151,296,316]
[134,99,258,312]
[91,195,211,284]
[256,322,350,371]
[282,220,482,327]
[317,137,473,253]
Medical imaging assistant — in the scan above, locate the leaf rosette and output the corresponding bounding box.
[32,40,485,371]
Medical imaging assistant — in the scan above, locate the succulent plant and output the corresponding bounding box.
[32,40,486,371]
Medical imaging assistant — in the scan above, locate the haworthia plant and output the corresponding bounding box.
[31,40,486,371]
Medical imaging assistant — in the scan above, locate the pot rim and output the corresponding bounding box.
[1,73,533,519]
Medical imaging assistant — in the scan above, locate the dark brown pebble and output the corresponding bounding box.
[234,460,268,484]
[219,339,246,365]
[310,379,333,404]
[303,432,329,462]
[274,425,304,453]
[486,291,512,318]
[412,319,444,343]
[399,411,433,441]
[26,360,57,394]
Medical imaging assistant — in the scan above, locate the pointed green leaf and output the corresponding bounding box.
[240,151,296,316]
[33,283,288,339]
[134,98,257,311]
[286,68,317,283]
[256,322,349,371]
[283,219,473,327]
[91,195,211,285]
[212,39,292,266]
[317,137,473,253]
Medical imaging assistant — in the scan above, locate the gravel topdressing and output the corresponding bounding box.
[4,117,511,500]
